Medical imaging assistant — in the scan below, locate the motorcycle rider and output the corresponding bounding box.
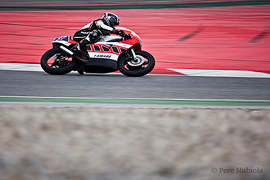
[73,12,128,59]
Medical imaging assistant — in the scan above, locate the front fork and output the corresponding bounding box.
[130,48,136,60]
[126,48,144,67]
[126,48,137,62]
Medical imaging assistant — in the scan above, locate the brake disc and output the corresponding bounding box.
[127,55,145,67]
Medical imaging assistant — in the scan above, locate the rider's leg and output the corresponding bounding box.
[77,39,89,53]
[76,30,102,54]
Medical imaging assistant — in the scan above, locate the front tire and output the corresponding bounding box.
[117,50,155,77]
[40,48,77,75]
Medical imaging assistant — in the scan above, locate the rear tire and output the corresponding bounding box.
[40,48,77,75]
[117,50,155,77]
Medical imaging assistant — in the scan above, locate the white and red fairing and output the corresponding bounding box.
[52,27,142,61]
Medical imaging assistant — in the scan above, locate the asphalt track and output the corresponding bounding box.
[1,70,270,101]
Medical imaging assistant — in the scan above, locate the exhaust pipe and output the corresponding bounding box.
[60,45,74,56]
[60,45,88,63]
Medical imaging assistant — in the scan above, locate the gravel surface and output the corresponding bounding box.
[0,106,269,180]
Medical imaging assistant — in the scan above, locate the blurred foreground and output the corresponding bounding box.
[0,107,269,180]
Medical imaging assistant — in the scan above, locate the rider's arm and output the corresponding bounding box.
[96,20,127,37]
[96,20,114,33]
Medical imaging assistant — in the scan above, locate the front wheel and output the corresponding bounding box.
[40,47,77,75]
[118,50,155,77]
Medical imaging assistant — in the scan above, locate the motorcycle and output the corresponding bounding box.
[40,27,155,77]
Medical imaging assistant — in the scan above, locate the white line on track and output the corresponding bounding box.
[0,63,42,72]
[1,63,270,78]
[168,68,270,78]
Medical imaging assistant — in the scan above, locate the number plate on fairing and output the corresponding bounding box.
[52,36,72,46]
[53,36,69,42]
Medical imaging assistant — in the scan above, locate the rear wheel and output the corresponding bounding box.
[118,50,155,77]
[40,48,77,75]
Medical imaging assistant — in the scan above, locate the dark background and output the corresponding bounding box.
[0,0,201,5]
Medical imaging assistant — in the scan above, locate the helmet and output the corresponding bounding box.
[102,12,120,27]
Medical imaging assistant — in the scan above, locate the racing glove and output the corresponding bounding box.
[115,30,126,37]
[124,34,131,40]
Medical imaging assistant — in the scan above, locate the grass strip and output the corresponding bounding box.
[0,96,270,107]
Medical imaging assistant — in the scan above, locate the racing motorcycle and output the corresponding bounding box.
[40,27,155,77]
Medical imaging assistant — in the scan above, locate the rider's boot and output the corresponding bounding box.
[74,38,90,60]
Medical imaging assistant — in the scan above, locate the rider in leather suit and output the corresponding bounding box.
[73,12,127,58]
